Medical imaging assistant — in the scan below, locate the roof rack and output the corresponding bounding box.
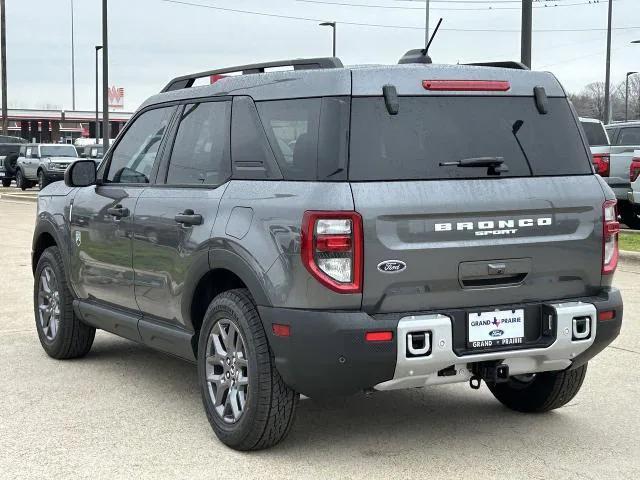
[160,57,344,93]
[465,61,529,70]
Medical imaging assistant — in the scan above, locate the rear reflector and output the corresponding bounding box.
[598,310,616,321]
[365,331,393,342]
[272,324,291,337]
[602,200,619,275]
[422,80,510,92]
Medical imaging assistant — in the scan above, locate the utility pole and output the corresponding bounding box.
[521,0,532,68]
[102,0,109,150]
[0,0,7,136]
[626,72,638,122]
[71,0,76,111]
[424,0,430,48]
[604,0,613,124]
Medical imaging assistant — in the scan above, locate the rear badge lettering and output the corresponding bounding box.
[435,217,552,237]
[377,260,406,274]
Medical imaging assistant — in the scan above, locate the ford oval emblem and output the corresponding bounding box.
[489,329,504,338]
[377,260,407,274]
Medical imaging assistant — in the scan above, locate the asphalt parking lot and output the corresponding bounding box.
[1,200,639,480]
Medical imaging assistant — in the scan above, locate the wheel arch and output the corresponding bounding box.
[32,220,66,275]
[188,250,273,356]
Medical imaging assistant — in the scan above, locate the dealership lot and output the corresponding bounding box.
[1,200,639,480]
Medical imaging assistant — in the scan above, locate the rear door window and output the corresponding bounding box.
[166,101,231,185]
[580,121,609,146]
[349,96,592,181]
[617,127,640,146]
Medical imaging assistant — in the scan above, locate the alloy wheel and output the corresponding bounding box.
[205,319,249,423]
[37,266,60,341]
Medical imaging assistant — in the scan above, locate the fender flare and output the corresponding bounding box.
[208,248,272,307]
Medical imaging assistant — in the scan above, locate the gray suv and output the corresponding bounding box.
[31,56,623,451]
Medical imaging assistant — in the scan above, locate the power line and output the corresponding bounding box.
[160,0,640,33]
[297,0,613,11]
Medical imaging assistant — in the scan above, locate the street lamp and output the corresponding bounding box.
[95,46,103,143]
[319,22,336,57]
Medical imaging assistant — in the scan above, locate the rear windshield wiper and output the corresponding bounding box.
[439,157,505,168]
[439,157,508,176]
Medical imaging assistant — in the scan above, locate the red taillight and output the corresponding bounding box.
[592,153,610,176]
[598,310,616,321]
[301,211,363,293]
[365,331,393,342]
[593,154,610,176]
[630,157,640,182]
[422,80,510,92]
[602,200,619,275]
[272,323,291,337]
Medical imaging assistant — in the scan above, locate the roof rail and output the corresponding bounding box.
[465,61,529,70]
[160,57,344,93]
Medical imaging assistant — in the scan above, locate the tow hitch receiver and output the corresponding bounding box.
[471,362,510,387]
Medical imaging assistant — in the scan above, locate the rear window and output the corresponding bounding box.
[349,96,592,181]
[0,144,20,156]
[580,120,609,146]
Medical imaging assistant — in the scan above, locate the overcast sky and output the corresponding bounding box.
[4,0,640,112]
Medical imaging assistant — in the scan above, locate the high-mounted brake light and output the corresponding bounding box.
[630,156,640,182]
[602,200,619,275]
[301,211,363,293]
[422,80,510,92]
[593,153,610,177]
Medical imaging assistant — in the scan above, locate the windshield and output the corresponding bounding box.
[580,121,609,146]
[40,145,78,158]
[349,96,592,180]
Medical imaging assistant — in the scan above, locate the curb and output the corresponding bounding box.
[620,229,640,235]
[619,249,640,267]
[0,193,38,203]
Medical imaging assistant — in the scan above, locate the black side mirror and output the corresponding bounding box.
[65,159,97,187]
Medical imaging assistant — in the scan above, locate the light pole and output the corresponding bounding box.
[1,0,7,136]
[521,0,532,68]
[95,46,102,143]
[604,0,613,124]
[319,22,336,57]
[102,0,109,150]
[70,0,76,111]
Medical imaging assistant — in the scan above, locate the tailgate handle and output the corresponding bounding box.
[461,273,527,288]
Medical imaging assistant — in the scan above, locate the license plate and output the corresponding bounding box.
[468,309,524,349]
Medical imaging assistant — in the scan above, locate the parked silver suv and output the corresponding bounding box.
[16,143,79,190]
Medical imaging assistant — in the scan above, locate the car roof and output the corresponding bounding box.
[579,117,603,124]
[606,121,640,128]
[140,62,565,110]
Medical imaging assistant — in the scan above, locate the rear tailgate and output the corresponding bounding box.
[348,69,604,314]
[351,177,604,313]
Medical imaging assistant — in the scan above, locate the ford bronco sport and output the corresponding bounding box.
[31,55,623,451]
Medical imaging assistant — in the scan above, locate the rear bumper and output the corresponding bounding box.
[259,288,622,397]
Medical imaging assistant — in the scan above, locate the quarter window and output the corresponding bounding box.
[106,107,173,184]
[166,101,231,185]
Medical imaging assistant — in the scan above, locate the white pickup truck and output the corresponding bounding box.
[605,121,640,228]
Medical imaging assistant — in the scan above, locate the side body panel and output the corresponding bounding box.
[212,180,359,310]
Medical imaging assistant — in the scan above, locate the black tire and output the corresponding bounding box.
[488,365,588,413]
[3,152,18,175]
[34,246,96,359]
[15,169,27,191]
[197,288,298,451]
[38,170,50,189]
[1,178,10,187]
[619,202,640,230]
